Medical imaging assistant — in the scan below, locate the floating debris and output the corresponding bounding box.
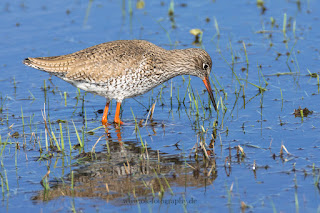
[256,0,267,14]
[294,107,313,117]
[241,201,249,211]
[237,145,246,157]
[105,183,109,193]
[136,0,145,9]
[11,131,19,138]
[190,28,203,44]
[280,143,291,156]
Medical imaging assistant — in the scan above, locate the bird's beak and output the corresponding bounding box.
[202,76,217,111]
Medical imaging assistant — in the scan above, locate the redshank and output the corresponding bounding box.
[23,40,217,125]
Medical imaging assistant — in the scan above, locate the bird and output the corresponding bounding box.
[23,40,217,125]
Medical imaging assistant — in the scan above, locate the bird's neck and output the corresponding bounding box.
[162,49,195,77]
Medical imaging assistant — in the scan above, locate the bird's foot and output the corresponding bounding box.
[114,118,124,126]
[102,118,111,126]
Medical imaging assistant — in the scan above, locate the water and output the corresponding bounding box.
[1,0,320,212]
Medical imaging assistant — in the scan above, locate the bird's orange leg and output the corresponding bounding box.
[101,101,110,126]
[114,102,124,125]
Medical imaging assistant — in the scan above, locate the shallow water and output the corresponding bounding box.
[1,0,320,212]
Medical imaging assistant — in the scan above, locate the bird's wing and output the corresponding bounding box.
[23,40,160,83]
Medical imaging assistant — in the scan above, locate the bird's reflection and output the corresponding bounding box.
[32,126,217,204]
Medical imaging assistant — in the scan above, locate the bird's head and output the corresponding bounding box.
[187,48,217,111]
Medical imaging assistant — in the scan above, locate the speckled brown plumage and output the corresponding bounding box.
[23,40,216,125]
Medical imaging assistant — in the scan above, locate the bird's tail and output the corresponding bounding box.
[22,56,71,73]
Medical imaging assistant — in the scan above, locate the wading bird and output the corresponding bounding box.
[23,40,217,125]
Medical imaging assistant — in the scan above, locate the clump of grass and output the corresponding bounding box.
[158,84,164,105]
[4,170,9,193]
[131,108,145,149]
[153,169,165,199]
[40,169,50,191]
[71,171,74,196]
[66,122,72,151]
[257,63,268,87]
[163,176,173,195]
[307,69,320,93]
[121,0,126,16]
[300,108,304,122]
[59,123,65,150]
[41,104,53,150]
[168,0,174,16]
[191,90,200,117]
[64,92,67,106]
[170,80,173,108]
[270,17,275,28]
[28,90,35,102]
[29,114,35,135]
[314,171,320,187]
[128,0,133,16]
[282,13,287,35]
[91,135,104,153]
[225,182,233,206]
[83,0,93,26]
[294,188,299,212]
[214,17,220,38]
[21,106,25,134]
[1,174,4,195]
[243,41,249,68]
[144,102,156,126]
[43,79,47,91]
[51,131,61,151]
[13,76,17,88]
[72,121,84,148]
[157,20,173,46]
[240,79,267,93]
[280,88,284,110]
[286,42,297,63]
[293,20,296,38]
[182,195,187,212]
[0,93,7,113]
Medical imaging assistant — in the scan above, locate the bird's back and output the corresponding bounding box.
[23,40,165,83]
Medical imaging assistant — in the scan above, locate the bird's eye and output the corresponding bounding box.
[203,63,209,70]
